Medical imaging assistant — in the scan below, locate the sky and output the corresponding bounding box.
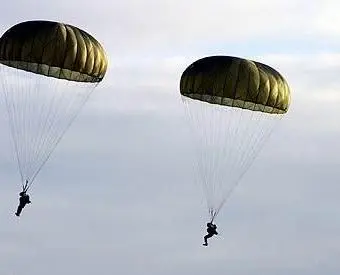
[1,0,340,274]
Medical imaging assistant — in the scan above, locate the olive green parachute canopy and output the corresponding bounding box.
[0,20,108,82]
[180,56,291,114]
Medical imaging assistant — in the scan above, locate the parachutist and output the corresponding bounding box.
[15,190,31,217]
[203,222,218,246]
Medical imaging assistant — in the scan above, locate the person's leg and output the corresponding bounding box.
[203,233,213,246]
[15,205,23,216]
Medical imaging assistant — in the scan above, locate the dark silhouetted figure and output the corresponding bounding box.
[15,191,31,217]
[203,222,218,246]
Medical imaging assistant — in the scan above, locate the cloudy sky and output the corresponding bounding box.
[1,0,340,274]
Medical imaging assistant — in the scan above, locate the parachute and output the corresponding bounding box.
[180,56,291,222]
[0,20,108,191]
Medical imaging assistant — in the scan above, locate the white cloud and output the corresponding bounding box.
[314,0,340,36]
[0,0,338,55]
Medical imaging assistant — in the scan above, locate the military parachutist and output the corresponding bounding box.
[15,180,31,217]
[203,222,218,246]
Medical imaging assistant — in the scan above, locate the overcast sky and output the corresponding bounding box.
[1,1,340,274]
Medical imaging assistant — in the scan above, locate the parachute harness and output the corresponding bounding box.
[22,180,29,193]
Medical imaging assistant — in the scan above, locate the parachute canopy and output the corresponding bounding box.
[180,56,290,114]
[0,20,108,82]
[0,20,108,191]
[180,56,291,221]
